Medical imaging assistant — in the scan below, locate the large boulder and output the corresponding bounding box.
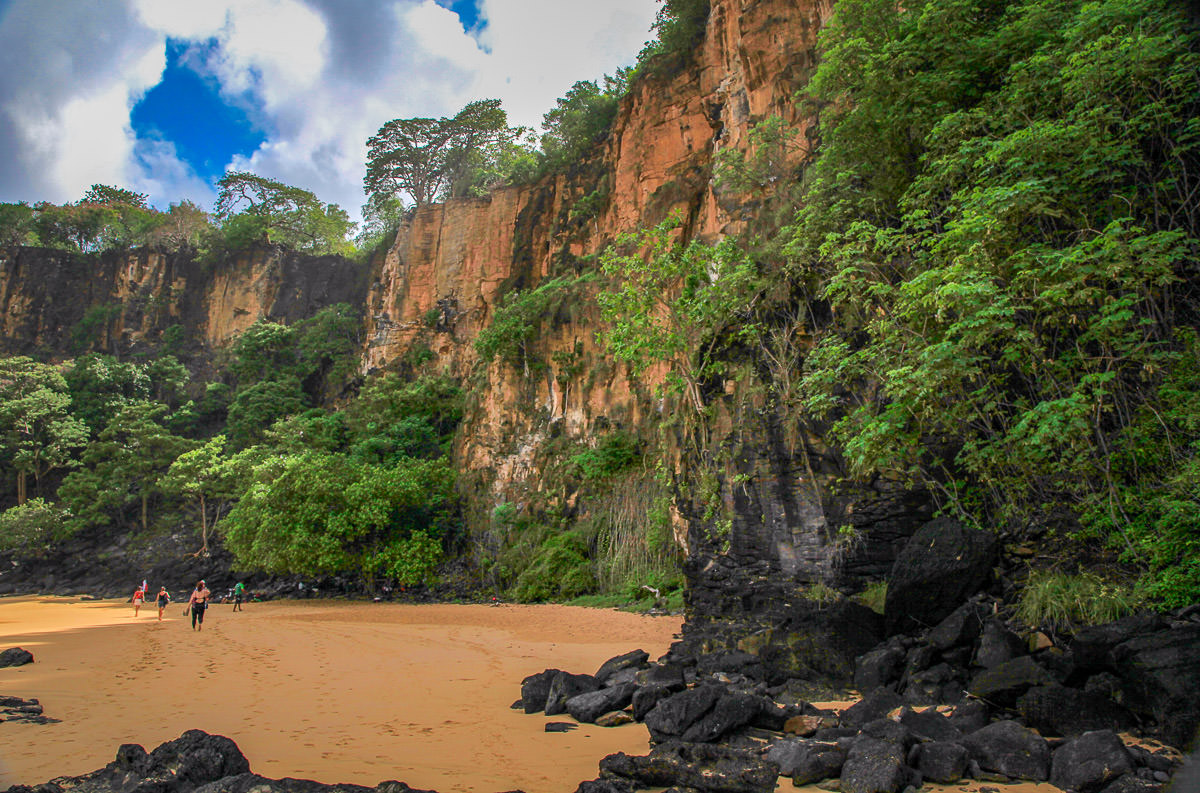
[911,741,969,784]
[896,707,961,743]
[744,600,884,685]
[854,644,906,693]
[926,601,987,651]
[644,686,724,741]
[884,518,998,635]
[839,737,913,793]
[840,687,904,729]
[0,647,34,667]
[1110,622,1200,748]
[961,719,1051,781]
[764,740,845,784]
[595,650,649,684]
[1017,685,1137,737]
[680,691,764,743]
[973,620,1027,669]
[545,672,602,716]
[599,741,779,793]
[968,655,1057,708]
[567,683,637,724]
[520,669,563,714]
[1050,731,1133,793]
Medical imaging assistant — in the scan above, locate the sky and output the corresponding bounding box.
[0,0,659,221]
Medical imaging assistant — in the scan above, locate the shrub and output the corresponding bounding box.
[0,499,71,557]
[1016,571,1145,630]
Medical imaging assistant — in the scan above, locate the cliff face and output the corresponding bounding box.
[0,0,927,627]
[0,245,368,359]
[362,0,927,616]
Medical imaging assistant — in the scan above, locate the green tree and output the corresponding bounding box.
[214,172,354,254]
[65,353,151,433]
[598,215,762,414]
[0,358,88,503]
[226,377,309,448]
[364,99,521,208]
[222,453,456,587]
[58,402,194,532]
[0,498,70,557]
[0,202,36,246]
[160,435,250,556]
[540,77,624,171]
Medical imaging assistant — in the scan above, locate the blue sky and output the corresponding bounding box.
[0,0,658,220]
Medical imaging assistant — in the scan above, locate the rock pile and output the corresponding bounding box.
[0,730,436,793]
[524,643,1187,793]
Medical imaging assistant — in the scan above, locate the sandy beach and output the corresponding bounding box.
[0,596,682,792]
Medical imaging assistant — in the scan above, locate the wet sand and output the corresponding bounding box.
[0,597,681,792]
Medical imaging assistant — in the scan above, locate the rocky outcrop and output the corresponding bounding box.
[0,730,435,793]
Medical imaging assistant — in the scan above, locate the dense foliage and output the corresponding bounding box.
[777,0,1199,604]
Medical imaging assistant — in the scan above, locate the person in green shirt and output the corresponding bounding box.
[232,581,246,612]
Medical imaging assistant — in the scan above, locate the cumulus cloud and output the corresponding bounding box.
[0,0,166,204]
[0,0,659,218]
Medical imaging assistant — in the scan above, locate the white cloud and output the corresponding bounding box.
[0,0,659,219]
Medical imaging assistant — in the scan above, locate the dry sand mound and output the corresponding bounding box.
[0,597,681,792]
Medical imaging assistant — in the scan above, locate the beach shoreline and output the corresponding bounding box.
[0,596,682,792]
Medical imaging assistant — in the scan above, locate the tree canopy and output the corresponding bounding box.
[364,99,523,208]
[214,172,354,254]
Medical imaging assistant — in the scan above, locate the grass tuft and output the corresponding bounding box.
[1016,570,1145,630]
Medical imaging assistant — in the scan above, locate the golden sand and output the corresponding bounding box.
[0,596,681,792]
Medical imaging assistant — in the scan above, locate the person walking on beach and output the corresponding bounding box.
[187,580,211,631]
[232,581,245,611]
[156,586,171,621]
[131,586,145,617]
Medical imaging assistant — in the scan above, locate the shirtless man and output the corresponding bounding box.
[188,580,211,631]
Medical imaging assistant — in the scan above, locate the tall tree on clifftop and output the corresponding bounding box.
[214,172,354,254]
[364,99,520,208]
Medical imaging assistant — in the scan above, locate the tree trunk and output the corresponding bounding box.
[142,493,148,531]
[16,471,26,506]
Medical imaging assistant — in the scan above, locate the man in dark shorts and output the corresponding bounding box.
[232,581,245,612]
[187,580,211,631]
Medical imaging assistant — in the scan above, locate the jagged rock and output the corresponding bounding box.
[961,719,1051,781]
[633,684,676,721]
[948,699,990,733]
[839,736,913,793]
[1096,774,1163,793]
[698,651,766,681]
[567,683,637,723]
[896,707,961,743]
[637,662,688,690]
[1050,730,1133,793]
[1017,685,1137,737]
[1110,622,1200,748]
[765,739,846,783]
[520,669,562,714]
[911,741,969,783]
[859,718,917,751]
[854,644,906,693]
[884,518,998,635]
[645,685,725,740]
[545,721,577,732]
[596,711,635,727]
[0,647,34,667]
[599,741,779,793]
[926,601,987,651]
[596,650,649,684]
[973,620,1027,669]
[968,655,1056,707]
[903,662,963,706]
[681,691,763,742]
[1071,615,1167,669]
[574,778,635,793]
[545,671,602,716]
[840,688,904,729]
[192,775,433,793]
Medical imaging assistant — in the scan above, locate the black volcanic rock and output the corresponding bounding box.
[0,647,34,667]
[884,518,998,635]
